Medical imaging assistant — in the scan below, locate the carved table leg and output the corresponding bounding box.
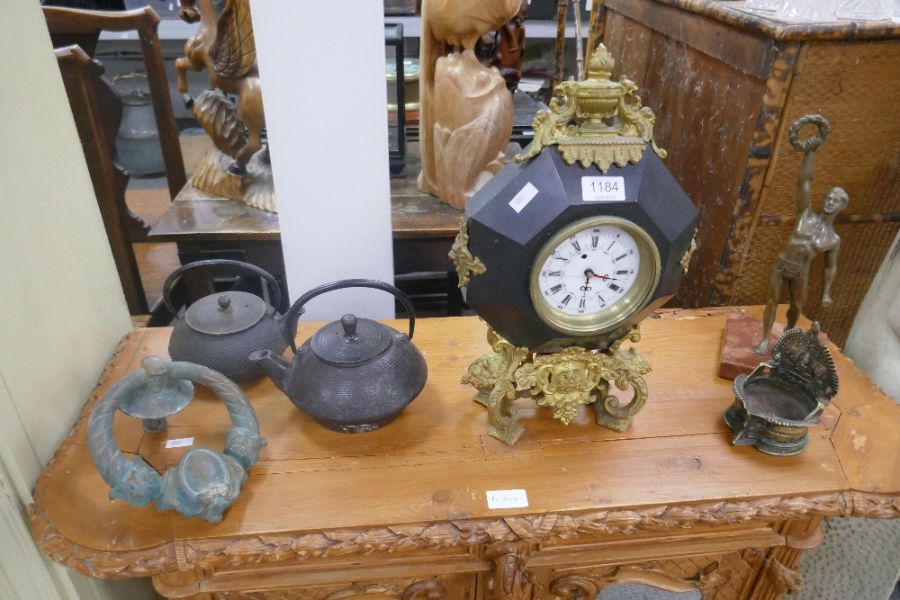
[750,517,824,599]
[486,542,533,600]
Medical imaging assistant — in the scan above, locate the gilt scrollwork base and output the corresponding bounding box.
[463,326,650,444]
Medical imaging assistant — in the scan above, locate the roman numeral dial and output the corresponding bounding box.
[530,217,660,336]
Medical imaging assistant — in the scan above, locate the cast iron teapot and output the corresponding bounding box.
[250,279,428,433]
[165,259,298,381]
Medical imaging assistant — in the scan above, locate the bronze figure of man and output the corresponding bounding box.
[755,115,848,355]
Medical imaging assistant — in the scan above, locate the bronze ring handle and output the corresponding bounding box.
[87,357,267,523]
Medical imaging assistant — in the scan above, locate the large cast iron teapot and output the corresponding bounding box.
[250,279,428,433]
[165,259,298,381]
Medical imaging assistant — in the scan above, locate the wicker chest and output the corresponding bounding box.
[598,0,900,345]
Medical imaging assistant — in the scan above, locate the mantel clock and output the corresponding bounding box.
[450,44,699,444]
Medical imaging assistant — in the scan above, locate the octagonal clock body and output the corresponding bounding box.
[462,147,698,352]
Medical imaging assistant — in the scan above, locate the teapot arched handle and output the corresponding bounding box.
[286,279,416,353]
[163,259,282,317]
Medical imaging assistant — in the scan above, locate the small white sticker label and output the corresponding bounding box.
[582,176,626,202]
[165,437,194,449]
[508,182,539,213]
[486,489,529,509]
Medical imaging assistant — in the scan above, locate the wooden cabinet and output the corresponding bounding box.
[598,0,900,345]
[29,310,900,599]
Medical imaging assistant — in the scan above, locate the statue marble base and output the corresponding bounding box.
[463,326,650,445]
[192,147,276,213]
[718,310,782,380]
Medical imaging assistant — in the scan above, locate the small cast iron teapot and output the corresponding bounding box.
[165,259,297,381]
[250,279,428,433]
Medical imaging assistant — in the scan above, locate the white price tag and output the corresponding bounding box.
[582,176,626,202]
[486,489,529,509]
[508,182,539,213]
[165,437,194,449]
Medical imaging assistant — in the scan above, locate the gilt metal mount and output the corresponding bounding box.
[463,326,650,445]
[515,44,665,171]
[449,218,487,287]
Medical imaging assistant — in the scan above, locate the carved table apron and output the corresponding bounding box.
[29,308,900,599]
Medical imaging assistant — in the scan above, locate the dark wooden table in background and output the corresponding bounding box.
[149,143,463,308]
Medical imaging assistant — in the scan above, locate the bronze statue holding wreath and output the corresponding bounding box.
[755,114,848,355]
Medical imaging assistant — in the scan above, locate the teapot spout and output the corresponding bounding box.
[248,350,291,393]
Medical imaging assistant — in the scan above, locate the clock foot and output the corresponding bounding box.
[592,331,651,433]
[463,328,530,445]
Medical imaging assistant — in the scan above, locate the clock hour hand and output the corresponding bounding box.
[588,270,618,282]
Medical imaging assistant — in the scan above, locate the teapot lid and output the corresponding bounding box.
[185,291,267,336]
[310,314,392,365]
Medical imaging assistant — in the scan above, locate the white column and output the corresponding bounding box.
[251,1,396,320]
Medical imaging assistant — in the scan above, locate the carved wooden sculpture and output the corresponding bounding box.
[475,0,529,91]
[418,0,520,209]
[175,0,273,212]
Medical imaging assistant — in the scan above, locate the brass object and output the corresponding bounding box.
[449,218,487,287]
[462,327,530,444]
[726,323,838,456]
[755,113,848,354]
[516,43,665,171]
[463,325,650,444]
[680,230,698,275]
[528,216,661,336]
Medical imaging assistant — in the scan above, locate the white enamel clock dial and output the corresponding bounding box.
[529,216,661,335]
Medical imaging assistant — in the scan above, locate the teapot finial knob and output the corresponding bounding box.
[217,294,232,310]
[341,314,358,339]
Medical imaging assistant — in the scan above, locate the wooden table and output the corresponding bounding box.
[29,307,900,599]
[148,143,463,297]
[598,0,900,346]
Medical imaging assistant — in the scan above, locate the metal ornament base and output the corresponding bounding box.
[724,401,809,457]
[463,326,651,445]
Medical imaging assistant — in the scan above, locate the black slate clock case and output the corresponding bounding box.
[463,147,699,352]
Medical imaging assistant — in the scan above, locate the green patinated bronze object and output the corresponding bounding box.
[755,114,848,355]
[88,356,266,523]
[726,323,838,456]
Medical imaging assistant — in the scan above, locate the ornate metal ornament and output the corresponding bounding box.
[726,323,838,456]
[680,229,699,275]
[88,356,267,523]
[463,326,649,445]
[449,218,486,287]
[515,43,665,171]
